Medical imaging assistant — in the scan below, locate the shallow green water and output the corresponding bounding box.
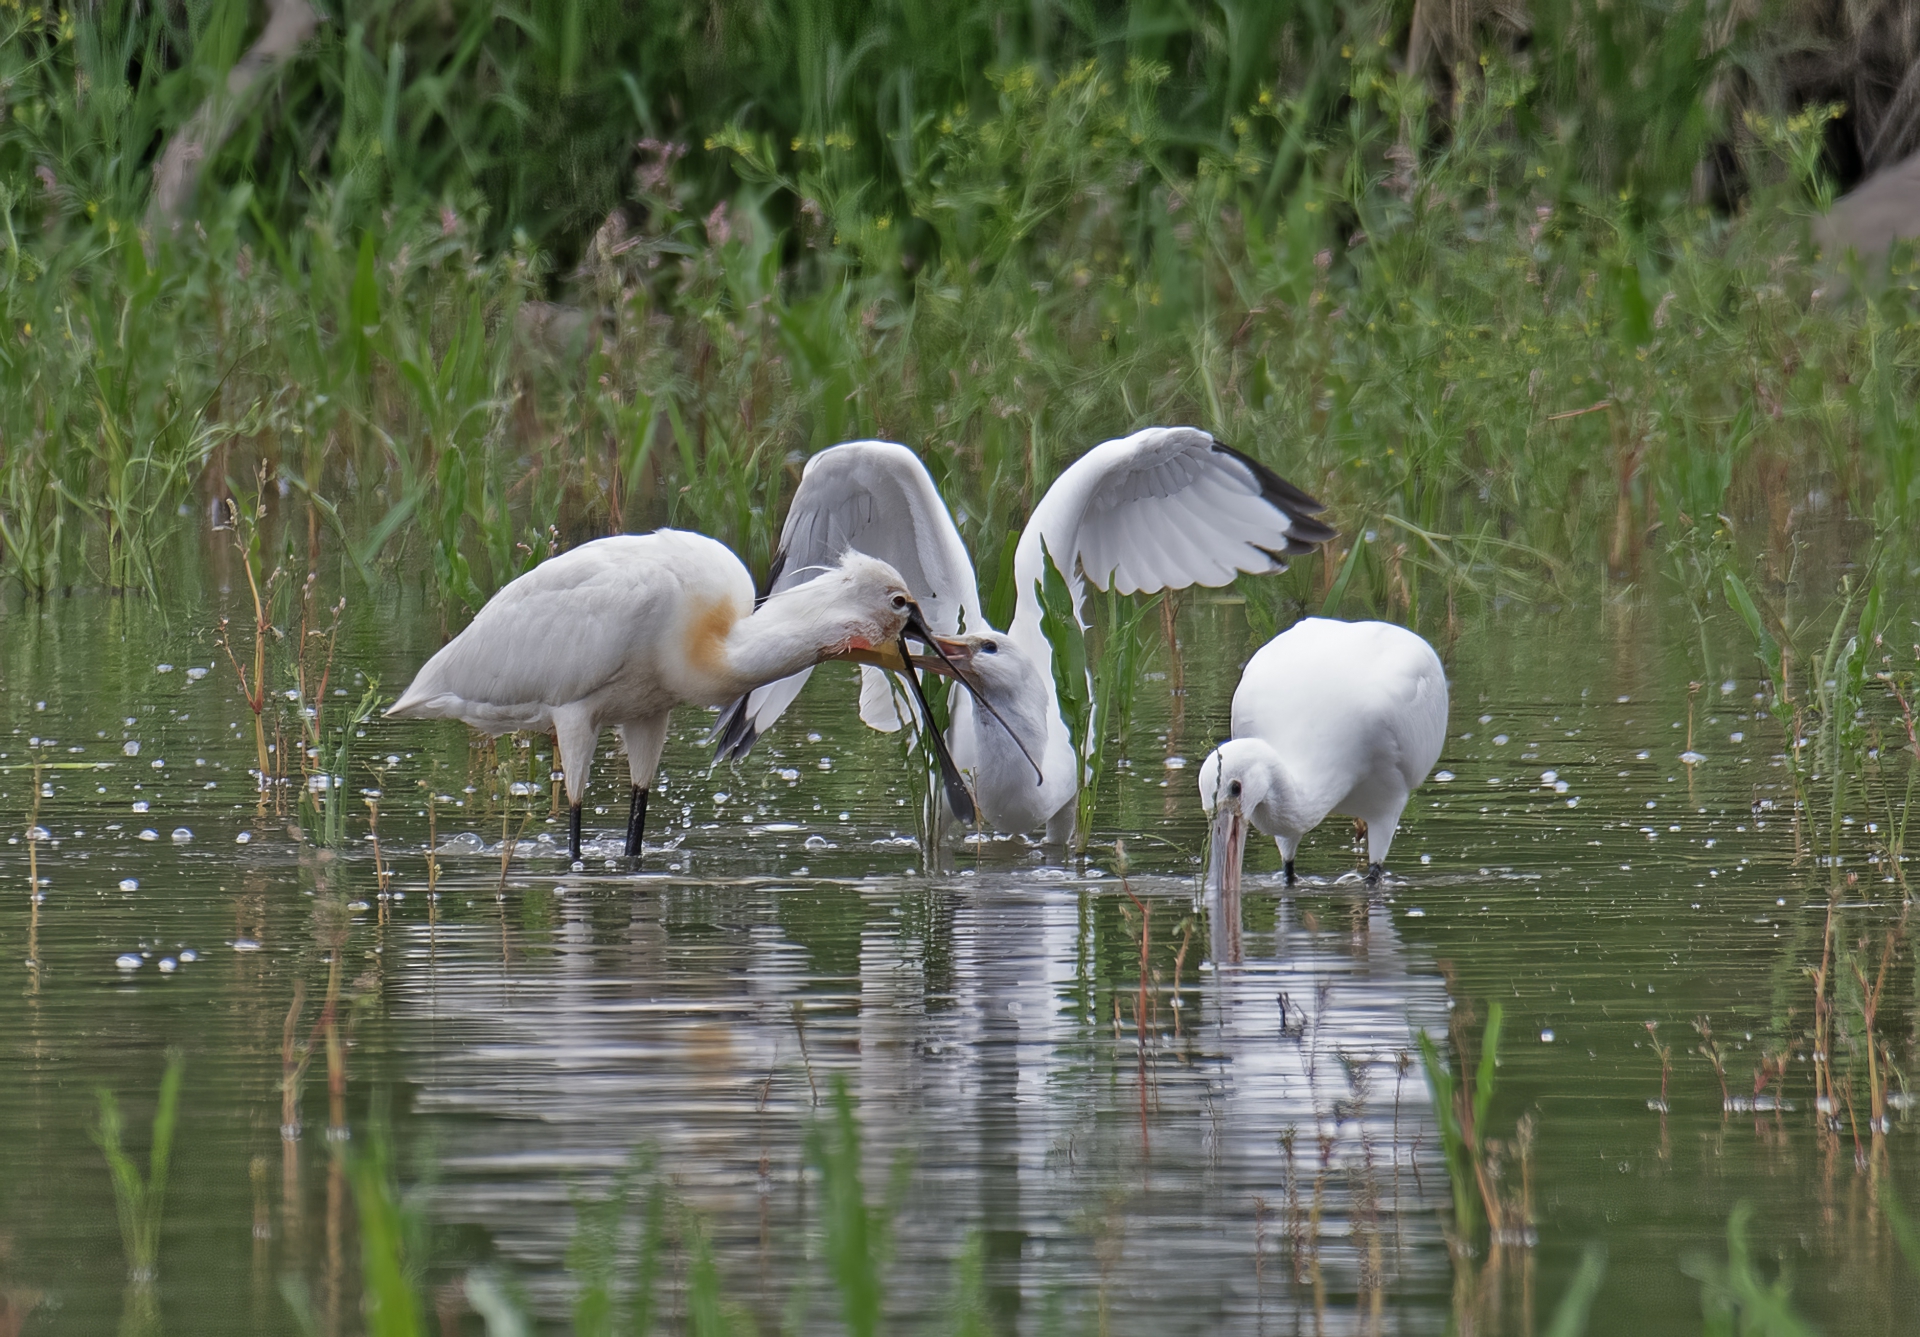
[0,579,1914,1335]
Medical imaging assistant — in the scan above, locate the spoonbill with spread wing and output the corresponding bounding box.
[715,429,1336,840]
[1199,618,1448,891]
[390,529,975,864]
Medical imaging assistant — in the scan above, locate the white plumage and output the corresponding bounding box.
[716,429,1335,839]
[391,529,939,863]
[1198,618,1449,890]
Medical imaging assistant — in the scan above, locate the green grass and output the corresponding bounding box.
[4,5,1920,624]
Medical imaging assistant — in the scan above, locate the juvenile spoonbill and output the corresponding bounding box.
[1199,618,1448,890]
[390,529,965,864]
[714,429,1335,840]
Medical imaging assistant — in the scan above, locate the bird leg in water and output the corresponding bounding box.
[1284,858,1297,886]
[569,803,583,864]
[1364,861,1384,886]
[625,785,648,861]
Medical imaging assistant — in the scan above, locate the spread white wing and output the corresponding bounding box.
[713,441,982,758]
[1011,426,1336,641]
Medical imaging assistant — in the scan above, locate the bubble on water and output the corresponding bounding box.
[1420,853,1432,864]
[1680,750,1706,764]
[1540,1029,1555,1042]
[777,768,800,782]
[1720,679,1737,694]
[150,758,165,769]
[347,901,370,912]
[1617,695,1631,704]
[179,949,197,963]
[1164,756,1187,768]
[233,938,261,952]
[1554,780,1570,794]
[25,825,49,842]
[185,666,208,681]
[235,831,251,844]
[816,758,833,770]
[1540,770,1558,784]
[1405,907,1425,917]
[132,801,149,813]
[1635,750,1650,760]
[1729,731,1744,743]
[1492,734,1509,746]
[1566,797,1580,807]
[119,879,138,891]
[1479,714,1493,724]
[116,954,143,971]
[137,829,159,841]
[155,663,173,674]
[806,732,823,744]
[1433,770,1455,782]
[804,835,835,851]
[171,828,193,843]
[123,740,141,757]
[157,958,177,973]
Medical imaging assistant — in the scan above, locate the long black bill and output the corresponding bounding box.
[903,617,1044,787]
[895,615,978,825]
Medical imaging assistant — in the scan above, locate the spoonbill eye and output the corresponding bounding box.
[891,594,909,609]
[1227,779,1242,799]
[981,639,998,654]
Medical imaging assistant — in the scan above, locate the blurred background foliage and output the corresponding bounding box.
[1,0,1918,609]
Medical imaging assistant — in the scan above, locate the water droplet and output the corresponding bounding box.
[1679,750,1706,764]
[1419,853,1432,864]
[1540,1029,1554,1042]
[185,666,208,681]
[137,829,159,841]
[1540,769,1558,784]
[157,958,177,973]
[115,954,142,970]
[171,827,193,843]
[179,949,197,963]
[1164,756,1187,769]
[119,879,139,891]
[122,740,141,757]
[235,831,251,844]
[155,663,173,674]
[1405,907,1425,917]
[150,758,165,770]
[131,801,150,813]
[1433,770,1455,782]
[233,938,261,952]
[1492,734,1509,746]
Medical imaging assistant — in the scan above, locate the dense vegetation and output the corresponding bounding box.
[1,0,1916,617]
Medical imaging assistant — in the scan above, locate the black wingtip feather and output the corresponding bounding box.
[711,696,759,763]
[1211,441,1338,548]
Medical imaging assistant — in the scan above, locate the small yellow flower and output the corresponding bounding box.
[1341,45,1352,58]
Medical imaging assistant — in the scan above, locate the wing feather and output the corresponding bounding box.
[1018,427,1335,631]
[715,441,978,758]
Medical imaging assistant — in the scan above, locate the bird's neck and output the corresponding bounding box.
[719,596,850,699]
[1250,750,1344,842]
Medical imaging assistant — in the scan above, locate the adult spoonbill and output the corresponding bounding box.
[1198,618,1448,891]
[390,529,970,864]
[714,429,1336,840]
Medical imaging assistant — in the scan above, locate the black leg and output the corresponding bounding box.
[569,803,583,864]
[1365,861,1384,886]
[1283,858,1297,886]
[625,785,649,861]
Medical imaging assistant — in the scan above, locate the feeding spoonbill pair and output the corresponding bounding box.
[388,530,990,863]
[389,427,1447,880]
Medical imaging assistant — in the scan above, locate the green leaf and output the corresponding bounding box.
[1035,539,1090,761]
[1543,1245,1608,1337]
[1473,1002,1504,1135]
[1320,537,1365,617]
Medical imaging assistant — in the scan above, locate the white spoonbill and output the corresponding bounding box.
[1199,618,1448,890]
[389,529,969,864]
[715,429,1336,840]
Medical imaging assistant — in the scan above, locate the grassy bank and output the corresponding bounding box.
[3,5,1919,616]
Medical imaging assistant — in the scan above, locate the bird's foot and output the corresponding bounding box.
[568,803,583,866]
[1364,861,1385,886]
[1283,859,1297,887]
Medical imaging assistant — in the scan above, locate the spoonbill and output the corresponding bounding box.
[1198,618,1448,891]
[714,429,1336,840]
[390,529,970,864]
